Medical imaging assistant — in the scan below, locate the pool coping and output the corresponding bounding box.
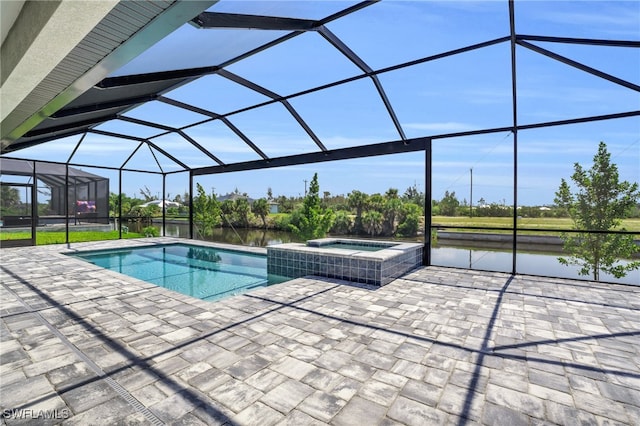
[56,237,268,257]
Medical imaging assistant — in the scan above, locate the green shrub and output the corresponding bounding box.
[142,226,159,237]
[397,214,420,237]
[273,213,292,230]
[289,173,335,240]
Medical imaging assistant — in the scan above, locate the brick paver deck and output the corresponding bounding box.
[1,238,639,425]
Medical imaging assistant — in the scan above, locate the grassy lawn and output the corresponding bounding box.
[432,216,640,233]
[1,230,145,245]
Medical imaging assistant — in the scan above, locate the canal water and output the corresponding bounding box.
[132,222,639,286]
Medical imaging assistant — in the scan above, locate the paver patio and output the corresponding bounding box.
[1,238,639,425]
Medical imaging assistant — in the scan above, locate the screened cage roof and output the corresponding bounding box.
[0,158,107,188]
[1,0,638,176]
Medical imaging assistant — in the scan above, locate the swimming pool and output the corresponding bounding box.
[71,243,285,301]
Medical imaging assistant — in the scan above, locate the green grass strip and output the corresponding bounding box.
[0,230,145,245]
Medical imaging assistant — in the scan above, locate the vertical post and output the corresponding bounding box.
[509,0,519,275]
[162,174,166,237]
[65,164,69,245]
[118,169,123,239]
[31,161,37,246]
[189,171,194,239]
[470,168,473,218]
[424,138,432,266]
[73,179,78,225]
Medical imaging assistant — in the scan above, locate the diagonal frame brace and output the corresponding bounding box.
[318,26,407,142]
[517,40,640,92]
[156,96,269,160]
[89,128,190,170]
[117,115,224,166]
[217,70,327,151]
[177,130,225,166]
[147,143,164,174]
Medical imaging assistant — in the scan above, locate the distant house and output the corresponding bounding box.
[268,201,279,214]
[218,193,255,204]
[140,199,180,209]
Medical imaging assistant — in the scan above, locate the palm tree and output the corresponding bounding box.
[252,198,269,228]
[331,210,353,234]
[234,198,251,227]
[362,210,383,237]
[382,197,402,236]
[348,190,369,234]
[368,193,385,212]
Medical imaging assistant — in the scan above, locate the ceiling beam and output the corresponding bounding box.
[50,95,157,118]
[191,12,319,31]
[193,136,429,176]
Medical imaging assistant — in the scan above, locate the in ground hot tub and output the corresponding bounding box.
[267,238,423,286]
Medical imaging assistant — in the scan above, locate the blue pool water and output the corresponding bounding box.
[71,244,285,301]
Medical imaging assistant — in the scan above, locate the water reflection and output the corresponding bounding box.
[432,246,639,285]
[128,222,303,246]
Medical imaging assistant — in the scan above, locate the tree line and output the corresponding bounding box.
[188,175,426,239]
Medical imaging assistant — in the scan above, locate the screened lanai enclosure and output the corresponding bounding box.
[0,158,110,247]
[1,1,638,283]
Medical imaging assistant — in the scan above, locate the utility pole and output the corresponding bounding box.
[303,179,308,196]
[470,168,473,218]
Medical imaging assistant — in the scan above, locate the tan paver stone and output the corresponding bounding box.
[209,378,263,413]
[485,382,545,419]
[274,409,326,426]
[62,396,137,425]
[358,379,399,406]
[233,401,284,426]
[298,390,347,423]
[388,395,448,425]
[260,379,315,414]
[244,368,288,392]
[401,379,442,407]
[149,389,202,423]
[130,383,169,407]
[372,369,409,388]
[270,356,316,380]
[225,353,270,380]
[332,395,387,426]
[160,327,200,344]
[23,353,78,377]
[1,375,56,408]
[189,368,232,394]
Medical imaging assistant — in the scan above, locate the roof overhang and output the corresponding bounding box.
[0,0,218,153]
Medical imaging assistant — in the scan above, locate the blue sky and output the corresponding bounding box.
[5,0,639,206]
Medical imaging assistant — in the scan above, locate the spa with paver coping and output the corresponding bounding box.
[267,238,423,286]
